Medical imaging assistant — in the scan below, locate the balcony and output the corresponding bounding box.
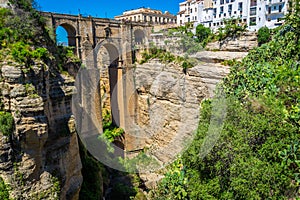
[266,7,284,15]
[250,8,257,16]
[267,0,284,5]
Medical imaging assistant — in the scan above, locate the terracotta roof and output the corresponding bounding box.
[177,10,185,14]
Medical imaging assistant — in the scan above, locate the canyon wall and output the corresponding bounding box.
[0,60,82,199]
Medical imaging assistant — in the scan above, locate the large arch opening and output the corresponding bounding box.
[97,43,121,127]
[134,29,145,45]
[56,23,76,47]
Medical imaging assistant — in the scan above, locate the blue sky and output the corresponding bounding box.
[35,0,182,19]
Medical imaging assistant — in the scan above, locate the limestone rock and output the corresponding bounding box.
[0,60,82,200]
[192,50,248,63]
[206,32,258,52]
[128,60,208,171]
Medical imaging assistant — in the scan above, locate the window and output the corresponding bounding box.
[228,4,232,12]
[195,8,197,12]
[220,6,224,14]
[220,0,224,4]
[250,7,257,16]
[279,5,282,12]
[238,2,243,11]
[250,17,256,26]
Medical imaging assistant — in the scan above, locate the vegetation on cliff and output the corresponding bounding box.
[0,0,82,198]
[151,1,300,199]
[0,112,14,136]
[0,177,10,200]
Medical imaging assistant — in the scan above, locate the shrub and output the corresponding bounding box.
[0,112,14,136]
[0,177,10,200]
[257,26,271,46]
[215,18,247,42]
[195,24,212,46]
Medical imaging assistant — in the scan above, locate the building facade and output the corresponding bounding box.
[177,0,289,31]
[115,7,176,24]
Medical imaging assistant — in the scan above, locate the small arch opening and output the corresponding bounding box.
[134,29,145,45]
[56,23,76,47]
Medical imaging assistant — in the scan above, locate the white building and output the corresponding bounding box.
[177,0,289,31]
[115,7,176,24]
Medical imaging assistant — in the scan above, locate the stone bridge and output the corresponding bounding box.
[41,12,152,153]
[41,12,151,61]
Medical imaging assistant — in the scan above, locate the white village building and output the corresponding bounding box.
[177,0,289,31]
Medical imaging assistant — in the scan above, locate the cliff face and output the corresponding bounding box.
[206,32,257,52]
[131,50,248,188]
[0,60,82,199]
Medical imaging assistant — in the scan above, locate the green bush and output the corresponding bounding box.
[257,26,271,46]
[0,177,10,200]
[140,47,196,70]
[0,112,14,136]
[79,140,107,200]
[195,24,212,47]
[152,1,300,198]
[215,18,247,42]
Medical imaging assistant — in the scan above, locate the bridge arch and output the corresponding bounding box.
[96,42,121,127]
[134,29,145,45]
[56,23,76,47]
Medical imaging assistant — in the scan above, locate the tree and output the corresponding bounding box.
[195,24,211,46]
[257,26,270,46]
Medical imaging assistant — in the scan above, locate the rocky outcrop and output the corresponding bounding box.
[190,50,247,97]
[131,50,248,187]
[0,60,82,200]
[125,59,208,172]
[206,32,258,52]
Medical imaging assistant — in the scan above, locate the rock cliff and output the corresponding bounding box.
[0,60,82,199]
[206,32,257,52]
[132,50,248,188]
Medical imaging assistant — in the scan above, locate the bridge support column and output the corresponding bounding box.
[75,35,81,59]
[117,65,125,129]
